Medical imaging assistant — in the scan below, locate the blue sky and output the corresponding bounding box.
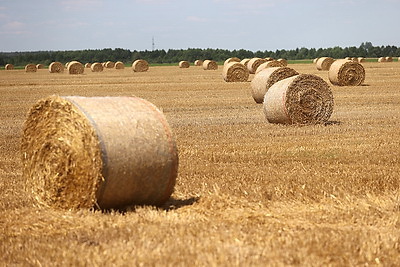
[0,0,399,52]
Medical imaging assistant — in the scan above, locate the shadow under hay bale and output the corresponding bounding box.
[21,96,179,210]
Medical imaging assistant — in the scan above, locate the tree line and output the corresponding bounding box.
[1,42,399,66]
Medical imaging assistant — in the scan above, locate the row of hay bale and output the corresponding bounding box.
[378,56,395,62]
[179,59,218,70]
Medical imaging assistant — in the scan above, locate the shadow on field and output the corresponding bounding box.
[324,120,341,126]
[162,196,200,211]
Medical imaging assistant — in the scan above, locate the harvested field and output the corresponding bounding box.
[1,62,400,266]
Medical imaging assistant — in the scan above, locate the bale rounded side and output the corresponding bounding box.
[316,57,335,71]
[224,57,240,65]
[222,62,249,82]
[247,58,267,74]
[255,60,285,74]
[5,64,14,70]
[114,61,125,69]
[194,60,203,66]
[179,61,190,68]
[202,60,218,70]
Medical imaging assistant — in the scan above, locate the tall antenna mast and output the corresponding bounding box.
[152,36,155,51]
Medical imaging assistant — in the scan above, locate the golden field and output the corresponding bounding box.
[1,62,400,266]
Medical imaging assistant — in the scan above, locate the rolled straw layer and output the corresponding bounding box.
[49,62,64,73]
[25,64,37,72]
[5,64,14,70]
[255,60,285,74]
[224,57,240,65]
[263,74,334,124]
[316,57,335,71]
[68,61,84,74]
[115,61,125,69]
[91,62,104,72]
[328,59,365,86]
[222,62,249,82]
[251,67,299,104]
[21,96,178,210]
[203,60,218,70]
[247,58,267,74]
[132,59,149,72]
[179,61,190,68]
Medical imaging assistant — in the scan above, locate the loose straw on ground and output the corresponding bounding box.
[179,61,190,68]
[132,59,149,72]
[328,59,365,86]
[251,67,299,103]
[68,61,84,74]
[222,62,249,82]
[91,62,104,72]
[49,62,64,73]
[25,64,37,73]
[21,95,178,210]
[316,57,335,71]
[263,74,334,124]
[203,60,218,70]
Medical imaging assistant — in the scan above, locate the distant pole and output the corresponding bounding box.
[152,36,155,51]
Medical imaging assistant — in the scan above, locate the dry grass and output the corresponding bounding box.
[1,62,400,266]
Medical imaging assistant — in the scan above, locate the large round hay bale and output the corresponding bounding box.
[357,57,366,63]
[25,64,37,72]
[21,95,178,210]
[105,61,115,68]
[114,61,125,69]
[49,62,64,73]
[67,61,84,74]
[179,61,190,68]
[247,58,267,74]
[240,58,251,68]
[132,59,149,72]
[328,59,365,86]
[263,74,334,124]
[277,58,288,66]
[5,64,14,70]
[255,60,285,74]
[202,60,218,70]
[222,62,249,82]
[36,64,44,69]
[91,62,104,72]
[378,57,386,62]
[313,58,320,64]
[316,57,335,71]
[251,67,299,104]
[194,60,203,66]
[224,57,240,65]
[84,63,92,68]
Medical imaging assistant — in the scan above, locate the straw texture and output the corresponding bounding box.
[49,62,64,73]
[132,60,149,72]
[247,58,267,74]
[328,60,365,86]
[251,67,299,104]
[277,59,288,66]
[84,63,92,68]
[90,62,104,72]
[67,61,84,74]
[224,57,240,65]
[179,61,190,68]
[5,64,14,70]
[25,64,37,73]
[222,62,249,82]
[114,61,125,69]
[21,95,178,210]
[240,58,251,68]
[105,61,115,68]
[313,58,320,64]
[255,60,285,74]
[36,64,44,69]
[263,74,334,124]
[194,60,203,66]
[316,57,335,71]
[202,60,218,70]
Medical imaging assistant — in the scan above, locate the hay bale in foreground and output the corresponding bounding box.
[328,59,365,86]
[91,62,104,72]
[49,62,64,73]
[36,64,44,69]
[224,57,240,65]
[202,60,218,70]
[251,67,299,104]
[179,61,190,68]
[247,58,267,74]
[25,64,37,72]
[67,61,84,74]
[115,61,125,69]
[21,95,178,210]
[316,57,335,71]
[255,60,285,74]
[132,59,149,72]
[263,74,334,124]
[222,62,249,82]
[5,64,14,70]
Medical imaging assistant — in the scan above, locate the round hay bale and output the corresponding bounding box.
[328,59,365,86]
[5,64,14,70]
[132,59,149,72]
[179,61,190,68]
[105,61,115,68]
[313,58,320,64]
[224,57,240,65]
[194,60,203,66]
[277,58,288,66]
[344,57,351,60]
[49,62,64,73]
[247,58,267,74]
[378,57,386,62]
[222,62,249,82]
[357,57,366,63]
[91,62,104,72]
[265,57,274,61]
[385,57,393,62]
[21,95,178,210]
[263,74,334,124]
[240,58,251,68]
[255,60,285,74]
[202,60,218,70]
[251,67,299,104]
[114,61,125,69]
[84,63,92,68]
[351,57,358,62]
[316,57,335,71]
[67,61,84,74]
[25,64,37,73]
[36,64,44,69]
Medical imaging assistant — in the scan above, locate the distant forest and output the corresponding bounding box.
[1,42,399,66]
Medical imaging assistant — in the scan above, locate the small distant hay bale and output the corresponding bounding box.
[357,57,366,63]
[5,64,14,70]
[263,74,334,124]
[265,57,274,61]
[351,57,358,62]
[277,58,288,66]
[91,62,104,72]
[21,95,178,210]
[255,60,285,74]
[202,60,218,70]
[328,59,365,86]
[247,58,267,74]
[84,63,92,68]
[224,57,240,65]
[115,61,125,69]
[313,58,320,64]
[49,62,64,73]
[240,58,251,68]
[105,61,114,68]
[222,62,249,82]
[251,67,299,104]
[25,64,37,73]
[378,57,386,62]
[179,61,190,68]
[194,60,203,66]
[102,62,107,67]
[385,57,393,62]
[68,61,84,75]
[36,64,44,69]
[316,57,335,71]
[344,57,351,60]
[132,59,149,72]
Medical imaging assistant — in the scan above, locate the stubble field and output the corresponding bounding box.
[1,62,400,266]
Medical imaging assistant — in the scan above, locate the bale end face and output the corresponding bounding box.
[222,62,249,82]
